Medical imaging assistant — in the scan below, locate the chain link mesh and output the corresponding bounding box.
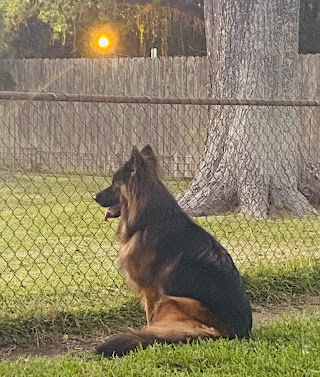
[0,94,319,325]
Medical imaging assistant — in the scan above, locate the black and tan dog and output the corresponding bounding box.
[94,145,252,357]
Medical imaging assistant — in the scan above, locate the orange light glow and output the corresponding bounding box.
[87,25,119,56]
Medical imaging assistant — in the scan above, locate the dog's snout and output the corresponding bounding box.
[93,194,97,201]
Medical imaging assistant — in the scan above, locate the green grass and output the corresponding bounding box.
[0,308,319,376]
[0,171,319,347]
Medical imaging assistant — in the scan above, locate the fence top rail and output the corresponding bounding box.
[0,91,320,107]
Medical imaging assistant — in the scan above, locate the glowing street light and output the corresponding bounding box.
[87,25,118,56]
[98,36,109,48]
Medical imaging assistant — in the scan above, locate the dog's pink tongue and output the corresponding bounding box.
[104,210,109,221]
[104,207,119,221]
[104,209,112,221]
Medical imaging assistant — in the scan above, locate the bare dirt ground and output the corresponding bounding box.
[1,295,319,361]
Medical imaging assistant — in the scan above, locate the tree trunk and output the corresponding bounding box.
[177,0,320,219]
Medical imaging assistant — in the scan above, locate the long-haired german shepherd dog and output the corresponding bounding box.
[94,145,252,357]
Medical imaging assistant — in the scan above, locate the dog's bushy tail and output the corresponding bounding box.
[96,327,213,357]
[96,330,164,357]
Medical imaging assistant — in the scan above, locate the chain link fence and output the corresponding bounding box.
[0,92,319,328]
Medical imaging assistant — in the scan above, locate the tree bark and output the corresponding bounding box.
[178,0,319,219]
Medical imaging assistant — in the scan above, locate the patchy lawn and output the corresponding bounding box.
[0,306,320,377]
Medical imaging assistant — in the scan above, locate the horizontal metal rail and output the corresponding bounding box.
[0,91,320,107]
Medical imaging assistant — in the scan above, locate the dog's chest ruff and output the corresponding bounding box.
[117,232,156,292]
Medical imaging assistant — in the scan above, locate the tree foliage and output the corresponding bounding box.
[1,0,318,58]
[0,0,205,57]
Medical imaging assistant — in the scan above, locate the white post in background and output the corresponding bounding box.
[150,48,157,58]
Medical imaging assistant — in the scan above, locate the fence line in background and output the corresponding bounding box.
[1,56,320,101]
[0,94,319,177]
[1,91,320,107]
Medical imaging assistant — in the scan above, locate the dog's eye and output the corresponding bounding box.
[112,171,123,186]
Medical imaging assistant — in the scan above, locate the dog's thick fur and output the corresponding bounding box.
[94,145,252,357]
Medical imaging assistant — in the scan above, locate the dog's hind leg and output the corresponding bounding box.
[96,296,221,358]
[141,288,161,326]
[149,295,229,338]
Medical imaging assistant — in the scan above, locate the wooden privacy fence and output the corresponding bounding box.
[1,56,319,100]
[0,57,210,96]
[0,95,209,177]
[0,57,211,176]
[0,56,319,176]
[0,92,319,177]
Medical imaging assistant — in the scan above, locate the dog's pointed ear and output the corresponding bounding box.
[131,146,140,159]
[130,146,145,174]
[141,145,155,158]
[140,144,157,169]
